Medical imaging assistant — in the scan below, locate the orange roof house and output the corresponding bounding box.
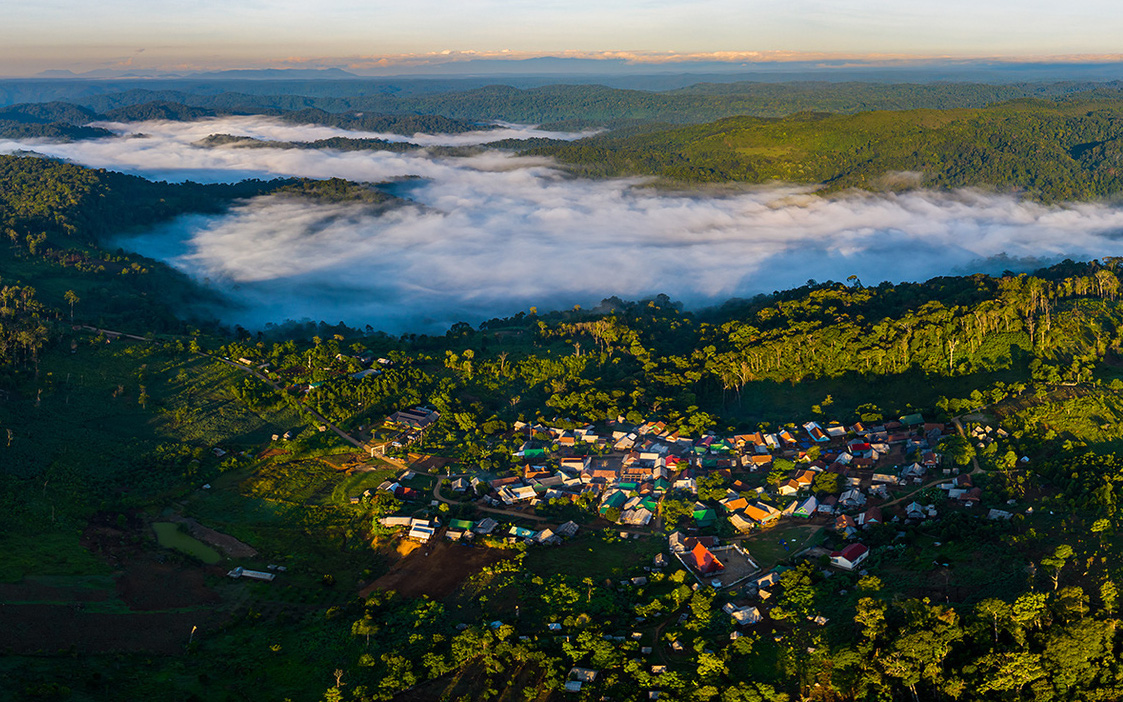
[686,542,725,575]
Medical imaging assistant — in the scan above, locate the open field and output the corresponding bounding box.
[525,532,662,581]
[737,522,825,569]
[152,522,222,564]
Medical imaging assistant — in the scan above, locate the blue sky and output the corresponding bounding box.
[4,0,1123,76]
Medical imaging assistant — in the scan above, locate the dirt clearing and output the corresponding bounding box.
[362,540,514,599]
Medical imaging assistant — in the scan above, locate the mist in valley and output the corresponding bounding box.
[7,116,1123,333]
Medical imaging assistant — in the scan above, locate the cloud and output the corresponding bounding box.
[7,116,1123,333]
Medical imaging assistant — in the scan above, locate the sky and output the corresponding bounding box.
[4,0,1123,76]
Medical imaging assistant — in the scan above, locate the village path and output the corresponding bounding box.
[431,477,550,522]
[950,416,985,476]
[875,415,986,509]
[78,325,152,342]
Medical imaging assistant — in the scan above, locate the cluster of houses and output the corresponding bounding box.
[379,512,581,546]
[427,413,965,548]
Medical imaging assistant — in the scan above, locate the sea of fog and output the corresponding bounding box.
[6,116,1123,333]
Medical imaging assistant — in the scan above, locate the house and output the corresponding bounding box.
[556,521,580,538]
[621,507,654,527]
[684,541,724,574]
[900,413,924,427]
[746,454,773,468]
[857,506,882,529]
[668,531,688,552]
[839,489,866,508]
[743,502,781,526]
[693,508,717,528]
[804,422,829,443]
[778,479,801,496]
[227,566,275,581]
[752,571,781,589]
[729,512,755,533]
[830,543,870,571]
[380,516,413,528]
[834,514,857,537]
[793,496,819,518]
[817,495,837,515]
[387,406,440,430]
[474,517,500,535]
[408,523,436,542]
[901,463,926,481]
[905,502,926,520]
[730,606,762,625]
[535,529,560,545]
[959,487,983,505]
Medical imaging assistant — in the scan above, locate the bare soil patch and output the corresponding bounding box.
[362,540,514,600]
[409,454,454,472]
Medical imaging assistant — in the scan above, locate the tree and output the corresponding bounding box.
[941,435,976,467]
[63,289,79,323]
[812,471,842,495]
[976,598,1011,644]
[351,616,378,647]
[1041,544,1074,591]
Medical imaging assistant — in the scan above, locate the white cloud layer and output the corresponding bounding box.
[6,116,1123,333]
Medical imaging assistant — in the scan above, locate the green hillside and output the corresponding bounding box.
[535,98,1123,200]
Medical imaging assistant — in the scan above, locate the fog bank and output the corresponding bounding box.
[6,116,1123,333]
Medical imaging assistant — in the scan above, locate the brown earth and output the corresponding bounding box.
[362,540,514,600]
[409,454,454,472]
[321,452,368,470]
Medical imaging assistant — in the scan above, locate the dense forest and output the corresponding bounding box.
[0,99,496,140]
[18,80,1123,125]
[532,98,1123,200]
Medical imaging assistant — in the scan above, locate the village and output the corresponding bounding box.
[361,403,1024,689]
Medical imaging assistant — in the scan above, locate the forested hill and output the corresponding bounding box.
[0,100,495,139]
[9,79,1123,126]
[0,156,401,254]
[0,155,287,251]
[532,98,1123,200]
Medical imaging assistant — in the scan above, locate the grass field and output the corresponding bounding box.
[737,523,824,569]
[525,531,662,581]
[152,522,222,564]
